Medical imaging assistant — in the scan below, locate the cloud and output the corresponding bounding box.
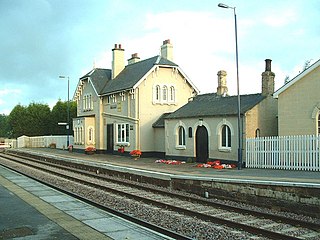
[262,8,297,27]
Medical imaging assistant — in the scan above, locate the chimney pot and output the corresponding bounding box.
[119,44,122,49]
[265,59,272,71]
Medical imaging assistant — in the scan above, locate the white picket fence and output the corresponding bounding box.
[246,135,320,171]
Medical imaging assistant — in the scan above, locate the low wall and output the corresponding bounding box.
[17,135,74,149]
[171,177,320,218]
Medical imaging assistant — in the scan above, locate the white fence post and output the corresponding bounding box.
[246,135,320,171]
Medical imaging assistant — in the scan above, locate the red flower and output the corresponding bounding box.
[85,146,96,152]
[130,150,142,156]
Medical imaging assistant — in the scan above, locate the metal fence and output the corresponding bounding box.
[246,135,320,171]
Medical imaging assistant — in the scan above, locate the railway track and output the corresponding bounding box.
[1,151,320,240]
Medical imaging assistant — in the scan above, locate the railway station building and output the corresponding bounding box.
[163,59,278,163]
[72,40,199,157]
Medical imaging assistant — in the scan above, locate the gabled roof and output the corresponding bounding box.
[165,93,266,119]
[75,55,198,98]
[273,58,320,98]
[81,68,112,94]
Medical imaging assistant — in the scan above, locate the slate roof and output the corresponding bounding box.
[79,55,179,96]
[80,68,112,94]
[152,113,172,128]
[165,93,266,119]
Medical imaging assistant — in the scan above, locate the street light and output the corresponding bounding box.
[218,3,242,169]
[59,75,70,148]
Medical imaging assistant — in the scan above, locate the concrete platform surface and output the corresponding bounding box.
[0,165,173,240]
[12,148,320,186]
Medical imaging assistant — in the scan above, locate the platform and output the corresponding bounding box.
[0,165,173,240]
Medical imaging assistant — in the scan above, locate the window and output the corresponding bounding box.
[117,123,129,144]
[156,85,160,101]
[178,126,186,146]
[170,86,175,102]
[221,125,231,148]
[318,113,320,135]
[255,129,261,138]
[188,127,192,138]
[83,94,93,111]
[153,84,175,104]
[88,127,94,142]
[162,85,168,101]
[83,96,86,110]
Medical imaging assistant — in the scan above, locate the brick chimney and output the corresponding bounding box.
[160,39,173,61]
[112,44,125,79]
[262,59,275,96]
[128,53,140,65]
[217,70,228,96]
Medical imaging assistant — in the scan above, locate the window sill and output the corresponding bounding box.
[175,145,186,150]
[116,142,130,147]
[219,147,231,153]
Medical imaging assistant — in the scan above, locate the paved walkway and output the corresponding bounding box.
[15,148,320,186]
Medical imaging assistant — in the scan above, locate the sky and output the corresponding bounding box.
[1,0,319,115]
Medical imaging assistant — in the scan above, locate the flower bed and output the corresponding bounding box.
[85,146,96,155]
[196,160,236,169]
[155,159,186,165]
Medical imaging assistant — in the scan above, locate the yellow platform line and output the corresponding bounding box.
[0,175,112,240]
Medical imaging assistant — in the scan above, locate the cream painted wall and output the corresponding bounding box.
[165,116,240,161]
[278,67,320,135]
[138,67,195,152]
[165,96,278,162]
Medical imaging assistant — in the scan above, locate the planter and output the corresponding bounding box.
[85,151,95,155]
[131,154,140,160]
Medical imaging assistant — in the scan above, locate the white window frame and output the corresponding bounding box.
[116,123,130,146]
[88,126,95,144]
[318,112,320,135]
[175,122,186,150]
[153,84,176,105]
[169,86,175,102]
[220,124,231,151]
[162,85,168,101]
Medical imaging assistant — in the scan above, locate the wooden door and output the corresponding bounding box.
[196,126,208,162]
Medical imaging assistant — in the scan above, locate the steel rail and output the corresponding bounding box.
[0,157,191,240]
[5,151,320,231]
[2,153,316,240]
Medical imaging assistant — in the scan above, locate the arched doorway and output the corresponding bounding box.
[196,126,208,163]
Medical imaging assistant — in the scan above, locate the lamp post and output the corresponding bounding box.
[218,3,242,169]
[59,75,70,148]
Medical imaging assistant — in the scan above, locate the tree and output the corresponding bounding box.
[0,114,10,138]
[26,102,52,136]
[8,100,77,138]
[51,100,77,135]
[303,59,312,71]
[8,104,28,138]
[284,75,290,84]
